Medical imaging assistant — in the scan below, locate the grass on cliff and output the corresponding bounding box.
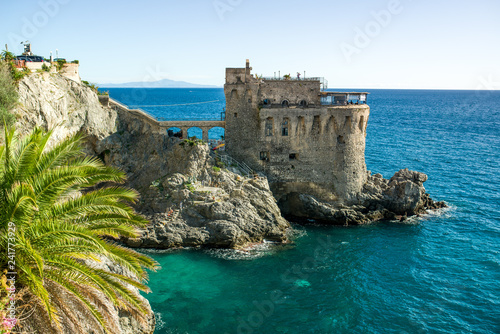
[0,62,18,126]
[0,126,158,333]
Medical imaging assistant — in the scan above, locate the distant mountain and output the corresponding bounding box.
[100,78,218,88]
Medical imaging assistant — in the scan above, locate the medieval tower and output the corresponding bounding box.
[224,60,370,205]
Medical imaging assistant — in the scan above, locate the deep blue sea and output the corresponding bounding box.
[103,88,500,334]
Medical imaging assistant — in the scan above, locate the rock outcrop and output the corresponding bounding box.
[14,72,117,150]
[114,142,290,249]
[279,169,446,225]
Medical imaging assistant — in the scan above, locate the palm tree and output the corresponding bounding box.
[0,51,15,62]
[0,126,158,333]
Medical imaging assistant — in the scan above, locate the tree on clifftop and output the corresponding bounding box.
[0,51,15,62]
[0,127,158,333]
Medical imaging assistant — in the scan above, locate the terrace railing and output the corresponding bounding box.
[260,76,328,90]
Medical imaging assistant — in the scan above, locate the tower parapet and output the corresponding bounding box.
[224,60,370,203]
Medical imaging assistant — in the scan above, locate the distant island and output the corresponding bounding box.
[100,78,219,88]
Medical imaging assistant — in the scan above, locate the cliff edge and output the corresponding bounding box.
[14,72,291,249]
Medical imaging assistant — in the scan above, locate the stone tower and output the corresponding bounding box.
[224,60,370,205]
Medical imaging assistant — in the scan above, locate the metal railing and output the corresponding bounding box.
[216,153,254,178]
[260,76,328,90]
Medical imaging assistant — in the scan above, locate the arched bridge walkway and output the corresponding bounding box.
[160,121,225,141]
[108,98,225,141]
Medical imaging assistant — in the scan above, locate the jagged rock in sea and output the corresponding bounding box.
[279,168,446,225]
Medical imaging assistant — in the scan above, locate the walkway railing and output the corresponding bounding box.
[214,153,256,179]
[109,98,226,122]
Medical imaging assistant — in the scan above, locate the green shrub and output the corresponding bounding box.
[71,59,79,64]
[56,58,66,70]
[0,62,18,125]
[82,80,99,93]
[41,63,50,72]
[212,166,221,173]
[183,182,196,192]
[181,138,204,147]
[0,107,15,126]
[5,62,29,82]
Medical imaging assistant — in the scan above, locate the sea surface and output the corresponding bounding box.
[103,88,500,334]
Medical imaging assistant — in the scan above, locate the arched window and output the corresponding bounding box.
[263,99,271,106]
[281,100,289,108]
[299,100,307,108]
[281,118,290,136]
[231,89,238,99]
[265,117,274,136]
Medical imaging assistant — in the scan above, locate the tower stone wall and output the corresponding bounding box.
[224,61,370,203]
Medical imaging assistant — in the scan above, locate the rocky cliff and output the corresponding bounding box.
[15,72,117,149]
[94,112,290,249]
[14,72,291,247]
[123,143,290,249]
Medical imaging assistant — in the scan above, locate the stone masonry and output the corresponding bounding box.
[224,60,370,204]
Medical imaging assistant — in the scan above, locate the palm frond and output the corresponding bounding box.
[0,126,158,332]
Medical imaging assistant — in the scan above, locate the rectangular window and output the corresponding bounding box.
[289,153,298,160]
[260,151,270,161]
[265,118,274,136]
[234,113,238,118]
[281,119,289,136]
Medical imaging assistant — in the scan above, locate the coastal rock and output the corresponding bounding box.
[14,72,117,150]
[363,168,445,215]
[279,168,446,225]
[118,143,290,249]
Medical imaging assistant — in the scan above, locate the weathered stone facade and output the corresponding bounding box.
[224,60,370,203]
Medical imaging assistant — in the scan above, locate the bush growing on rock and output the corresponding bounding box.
[0,62,18,126]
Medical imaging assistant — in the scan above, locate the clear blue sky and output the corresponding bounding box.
[1,0,499,89]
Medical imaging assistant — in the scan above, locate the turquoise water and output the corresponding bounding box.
[104,88,500,333]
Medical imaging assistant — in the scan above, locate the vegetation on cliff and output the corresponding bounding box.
[0,127,157,333]
[0,62,18,127]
